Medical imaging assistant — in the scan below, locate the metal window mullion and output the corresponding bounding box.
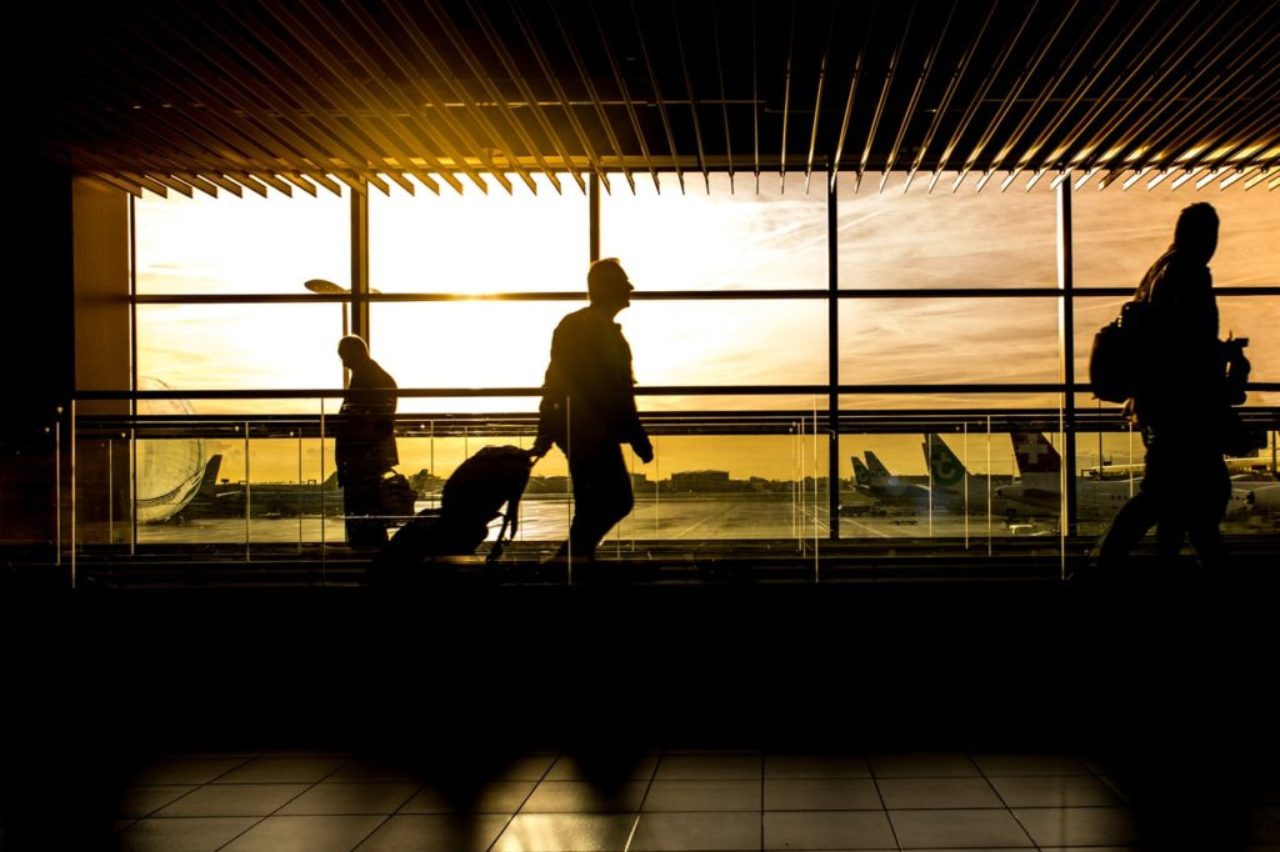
[352,186,369,342]
[827,171,840,540]
[1057,181,1078,536]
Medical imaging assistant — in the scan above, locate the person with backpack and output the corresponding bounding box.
[531,258,654,562]
[333,335,399,549]
[1092,202,1243,576]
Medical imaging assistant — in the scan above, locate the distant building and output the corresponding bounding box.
[669,470,732,492]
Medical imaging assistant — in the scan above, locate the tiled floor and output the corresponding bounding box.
[97,749,1280,851]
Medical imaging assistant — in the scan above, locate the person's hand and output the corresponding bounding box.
[530,435,553,459]
[631,434,654,464]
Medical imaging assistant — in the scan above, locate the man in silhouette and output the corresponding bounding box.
[532,258,653,561]
[1094,202,1234,574]
[334,335,398,549]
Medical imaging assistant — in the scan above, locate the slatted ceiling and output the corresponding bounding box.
[23,0,1279,198]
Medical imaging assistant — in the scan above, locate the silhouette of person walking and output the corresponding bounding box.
[531,258,654,561]
[1094,203,1237,575]
[333,335,399,549]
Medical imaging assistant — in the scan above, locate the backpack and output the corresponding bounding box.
[1089,299,1152,403]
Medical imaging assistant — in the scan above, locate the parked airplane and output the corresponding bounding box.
[849,452,929,509]
[921,434,1013,515]
[997,431,1132,521]
[168,455,350,522]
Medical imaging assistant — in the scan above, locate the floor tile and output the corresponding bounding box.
[643,780,761,812]
[132,758,249,785]
[764,778,882,810]
[1037,847,1137,851]
[219,814,385,852]
[546,754,660,781]
[119,785,198,818]
[155,783,310,817]
[870,754,982,778]
[764,755,872,779]
[654,754,763,780]
[972,754,1090,777]
[1012,807,1138,847]
[354,814,509,851]
[116,817,259,852]
[631,812,762,850]
[499,755,558,780]
[763,810,896,850]
[491,813,638,851]
[890,808,1036,848]
[987,775,1122,807]
[400,780,536,813]
[1253,809,1280,843]
[216,756,348,783]
[521,781,648,813]
[276,782,421,815]
[325,760,421,782]
[878,778,1004,809]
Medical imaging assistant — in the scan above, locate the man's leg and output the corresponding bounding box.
[566,444,634,559]
[1185,454,1231,573]
[344,468,388,550]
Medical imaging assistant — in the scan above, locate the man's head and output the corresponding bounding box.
[337,335,370,369]
[587,258,634,312]
[1173,202,1219,265]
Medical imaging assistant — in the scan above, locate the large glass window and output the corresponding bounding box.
[1072,182,1280,288]
[601,172,827,291]
[836,172,1058,290]
[369,173,588,294]
[135,189,350,295]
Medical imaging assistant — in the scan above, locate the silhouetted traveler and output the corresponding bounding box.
[1094,203,1236,575]
[334,335,398,549]
[531,258,653,560]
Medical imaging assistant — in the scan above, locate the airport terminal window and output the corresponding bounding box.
[368,172,587,294]
[600,171,827,291]
[838,297,1061,387]
[834,172,1057,290]
[119,171,1278,553]
[134,188,350,295]
[1071,180,1280,288]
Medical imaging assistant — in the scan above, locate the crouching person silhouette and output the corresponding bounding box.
[531,259,653,563]
[333,335,399,550]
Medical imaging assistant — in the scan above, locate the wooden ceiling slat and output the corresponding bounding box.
[22,1,1278,193]
[805,2,838,192]
[342,0,509,195]
[711,1,735,189]
[831,1,879,190]
[670,0,710,193]
[996,0,1122,190]
[1086,1,1250,174]
[882,0,956,192]
[268,2,465,194]
[89,172,146,197]
[858,0,916,192]
[217,2,420,195]
[931,1,1040,192]
[550,0,636,193]
[590,0,658,192]
[630,0,683,193]
[137,15,381,195]
[501,0,610,192]
[119,171,173,197]
[1046,0,1203,172]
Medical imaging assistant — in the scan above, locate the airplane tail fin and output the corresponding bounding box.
[851,456,872,487]
[1010,431,1061,476]
[922,434,967,487]
[197,454,223,497]
[864,450,892,480]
